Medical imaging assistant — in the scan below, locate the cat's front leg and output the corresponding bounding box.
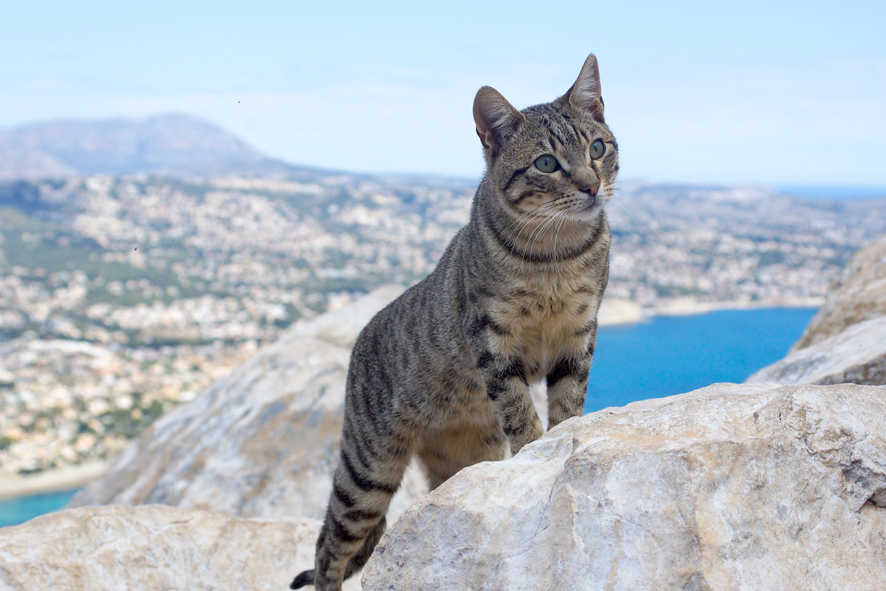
[546,352,592,428]
[478,351,544,455]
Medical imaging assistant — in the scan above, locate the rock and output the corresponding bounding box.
[71,286,429,523]
[362,383,886,591]
[747,316,886,385]
[286,285,406,349]
[793,233,886,351]
[0,504,360,591]
[749,233,886,385]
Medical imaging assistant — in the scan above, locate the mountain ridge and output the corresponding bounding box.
[0,113,327,181]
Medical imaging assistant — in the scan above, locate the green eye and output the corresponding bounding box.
[534,155,560,173]
[590,139,606,160]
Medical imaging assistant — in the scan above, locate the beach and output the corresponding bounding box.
[0,461,107,500]
[597,296,823,327]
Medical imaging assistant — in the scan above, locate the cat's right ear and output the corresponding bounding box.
[473,86,524,153]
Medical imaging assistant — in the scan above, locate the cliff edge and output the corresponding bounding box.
[362,383,886,590]
[749,232,886,385]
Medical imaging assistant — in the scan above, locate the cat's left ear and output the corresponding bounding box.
[564,54,605,122]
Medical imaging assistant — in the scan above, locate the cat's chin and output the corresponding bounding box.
[572,201,605,222]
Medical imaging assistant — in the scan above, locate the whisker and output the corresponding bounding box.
[551,208,570,256]
[527,207,564,259]
[502,201,562,264]
[555,208,573,250]
[610,199,645,243]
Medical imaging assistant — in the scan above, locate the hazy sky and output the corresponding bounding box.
[2,1,884,186]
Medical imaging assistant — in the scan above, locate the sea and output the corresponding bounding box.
[584,306,817,413]
[0,306,817,529]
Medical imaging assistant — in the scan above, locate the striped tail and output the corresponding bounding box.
[290,570,314,589]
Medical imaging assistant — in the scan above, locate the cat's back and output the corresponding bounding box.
[348,229,469,374]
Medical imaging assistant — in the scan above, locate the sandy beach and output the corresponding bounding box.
[650,296,823,317]
[598,296,822,327]
[0,461,107,500]
[597,297,645,326]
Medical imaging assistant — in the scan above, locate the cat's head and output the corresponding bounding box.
[473,54,619,223]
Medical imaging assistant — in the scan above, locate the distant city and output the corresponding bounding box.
[1,114,885,480]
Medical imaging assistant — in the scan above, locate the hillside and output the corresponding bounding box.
[2,170,886,479]
[749,232,886,385]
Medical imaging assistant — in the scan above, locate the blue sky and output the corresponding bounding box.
[2,1,884,185]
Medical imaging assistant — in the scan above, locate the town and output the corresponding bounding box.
[1,174,884,477]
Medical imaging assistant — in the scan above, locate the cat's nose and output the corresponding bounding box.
[581,182,600,197]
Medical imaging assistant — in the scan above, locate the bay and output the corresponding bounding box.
[0,307,817,528]
[0,488,79,528]
[585,307,817,413]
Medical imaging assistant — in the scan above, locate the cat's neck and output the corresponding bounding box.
[471,175,606,264]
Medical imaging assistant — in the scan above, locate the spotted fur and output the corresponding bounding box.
[291,54,618,590]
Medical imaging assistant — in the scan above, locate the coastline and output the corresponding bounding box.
[0,461,107,500]
[598,296,822,327]
[0,299,822,503]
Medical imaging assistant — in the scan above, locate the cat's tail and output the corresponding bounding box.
[290,570,313,589]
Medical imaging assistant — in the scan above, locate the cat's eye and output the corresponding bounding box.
[590,139,606,160]
[534,155,560,173]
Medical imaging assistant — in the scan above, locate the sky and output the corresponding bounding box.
[1,1,884,186]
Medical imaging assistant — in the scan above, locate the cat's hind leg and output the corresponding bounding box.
[417,423,506,489]
[292,414,412,591]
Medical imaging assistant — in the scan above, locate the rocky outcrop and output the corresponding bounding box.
[69,284,556,521]
[0,504,360,591]
[748,316,886,385]
[792,233,886,350]
[362,383,886,591]
[70,285,429,523]
[749,233,886,385]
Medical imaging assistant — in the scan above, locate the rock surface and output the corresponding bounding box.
[749,232,886,385]
[362,383,886,591]
[71,285,429,523]
[792,233,886,350]
[748,316,886,385]
[0,504,360,591]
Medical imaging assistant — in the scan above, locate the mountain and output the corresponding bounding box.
[0,114,319,180]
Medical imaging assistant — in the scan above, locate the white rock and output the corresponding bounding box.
[792,232,886,350]
[71,286,429,523]
[0,504,360,591]
[748,316,886,385]
[286,284,405,349]
[750,232,886,386]
[362,383,886,591]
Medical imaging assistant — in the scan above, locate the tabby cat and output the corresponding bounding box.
[291,53,618,590]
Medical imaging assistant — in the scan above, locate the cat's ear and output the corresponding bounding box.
[565,54,605,122]
[473,86,524,152]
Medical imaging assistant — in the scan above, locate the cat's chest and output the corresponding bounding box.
[486,273,602,376]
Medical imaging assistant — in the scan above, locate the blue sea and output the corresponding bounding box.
[0,306,816,528]
[584,307,816,413]
[0,488,80,528]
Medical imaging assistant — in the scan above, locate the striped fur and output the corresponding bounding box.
[291,54,617,590]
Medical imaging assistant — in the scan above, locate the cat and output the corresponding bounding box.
[291,53,618,590]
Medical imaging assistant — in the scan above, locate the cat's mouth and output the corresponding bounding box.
[572,193,607,219]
